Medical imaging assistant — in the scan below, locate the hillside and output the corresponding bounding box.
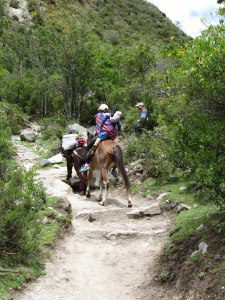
[1,0,187,121]
[8,0,186,46]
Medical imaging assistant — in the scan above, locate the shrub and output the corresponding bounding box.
[39,115,67,156]
[0,170,45,264]
[0,105,46,265]
[125,128,174,180]
[0,101,25,134]
[155,25,225,206]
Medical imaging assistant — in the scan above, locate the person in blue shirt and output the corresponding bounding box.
[134,102,148,133]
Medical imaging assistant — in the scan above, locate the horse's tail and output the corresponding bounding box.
[114,145,131,193]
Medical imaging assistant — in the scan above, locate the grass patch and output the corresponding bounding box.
[0,196,71,299]
[171,206,216,241]
[131,177,196,205]
[39,196,71,247]
[141,179,196,205]
[153,180,225,299]
[132,178,218,243]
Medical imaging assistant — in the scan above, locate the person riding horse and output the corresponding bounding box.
[80,104,122,172]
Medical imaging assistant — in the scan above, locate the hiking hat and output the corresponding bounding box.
[135,102,144,107]
[98,104,109,111]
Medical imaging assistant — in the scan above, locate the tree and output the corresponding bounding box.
[57,23,97,120]
[155,24,225,206]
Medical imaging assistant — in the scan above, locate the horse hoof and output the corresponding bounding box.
[86,193,91,198]
[128,203,133,208]
[99,201,105,206]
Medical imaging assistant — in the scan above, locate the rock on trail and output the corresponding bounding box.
[13,132,174,300]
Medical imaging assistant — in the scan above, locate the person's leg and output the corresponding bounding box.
[86,137,97,151]
[93,137,101,148]
[134,123,142,134]
[80,138,102,172]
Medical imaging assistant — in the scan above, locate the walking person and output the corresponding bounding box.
[134,102,148,134]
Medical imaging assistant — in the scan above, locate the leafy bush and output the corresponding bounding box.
[122,107,139,132]
[0,101,25,134]
[0,169,45,264]
[155,25,225,206]
[39,115,67,156]
[0,106,45,265]
[40,115,66,141]
[125,129,174,180]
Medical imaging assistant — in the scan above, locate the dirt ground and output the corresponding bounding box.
[13,136,177,300]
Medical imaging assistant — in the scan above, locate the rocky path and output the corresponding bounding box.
[13,136,173,300]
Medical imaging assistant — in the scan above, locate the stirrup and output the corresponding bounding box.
[80,164,90,172]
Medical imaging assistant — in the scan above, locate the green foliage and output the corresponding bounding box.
[0,101,25,134]
[155,25,225,206]
[171,206,215,241]
[157,268,174,282]
[38,196,71,247]
[0,169,45,264]
[0,105,14,177]
[0,107,70,297]
[0,106,46,266]
[125,129,174,180]
[122,107,139,132]
[39,115,67,156]
[0,0,185,122]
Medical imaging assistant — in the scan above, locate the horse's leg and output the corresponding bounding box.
[98,172,103,202]
[81,174,87,195]
[86,169,93,198]
[114,145,133,208]
[127,191,132,208]
[66,161,72,180]
[100,168,109,206]
[74,164,85,194]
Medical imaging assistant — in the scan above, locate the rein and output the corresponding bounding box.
[73,146,86,160]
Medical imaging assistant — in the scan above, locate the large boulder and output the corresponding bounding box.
[55,196,72,215]
[48,153,65,164]
[30,123,41,132]
[68,123,87,138]
[40,158,51,167]
[176,203,191,214]
[20,129,37,142]
[141,205,161,216]
[42,178,72,197]
[126,210,143,219]
[156,192,170,201]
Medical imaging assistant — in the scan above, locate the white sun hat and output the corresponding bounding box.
[135,102,144,107]
[98,103,109,111]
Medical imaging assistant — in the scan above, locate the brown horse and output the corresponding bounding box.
[86,137,132,208]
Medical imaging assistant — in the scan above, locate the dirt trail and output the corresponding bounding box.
[13,136,173,300]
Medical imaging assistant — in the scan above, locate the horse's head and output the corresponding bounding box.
[87,131,95,144]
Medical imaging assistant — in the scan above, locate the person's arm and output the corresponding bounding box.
[117,120,122,132]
